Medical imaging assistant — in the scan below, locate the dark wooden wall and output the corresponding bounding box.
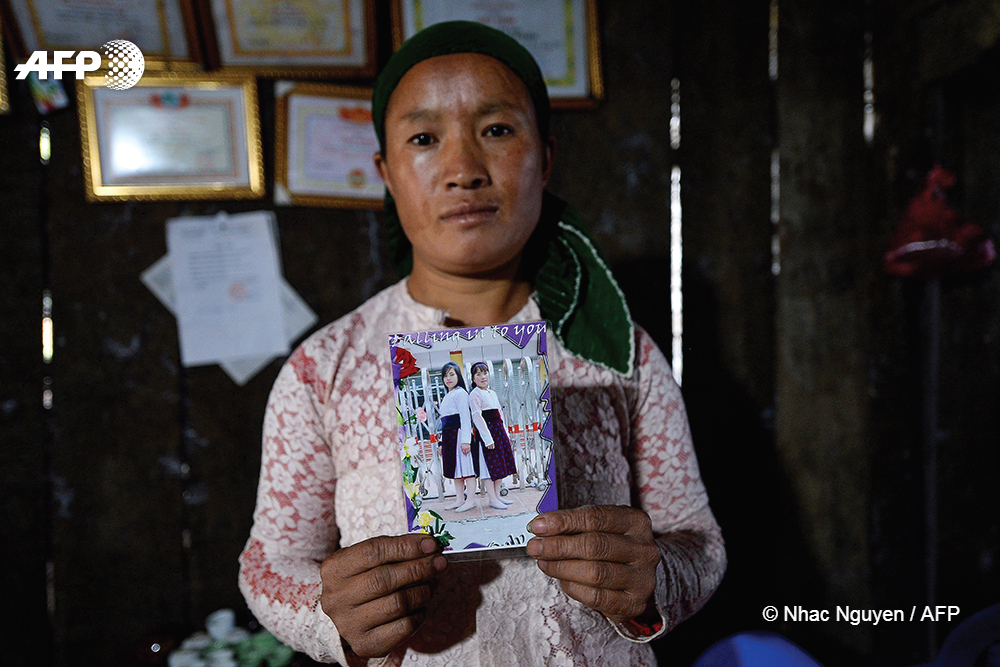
[2,1,998,666]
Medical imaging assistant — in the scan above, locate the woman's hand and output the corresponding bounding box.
[461,442,471,455]
[526,506,661,623]
[320,535,447,659]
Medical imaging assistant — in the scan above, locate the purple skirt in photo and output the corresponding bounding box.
[472,409,518,480]
[439,414,460,478]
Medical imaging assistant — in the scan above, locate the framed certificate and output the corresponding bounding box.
[1,0,202,68]
[77,73,265,201]
[390,0,604,108]
[274,82,383,209]
[197,0,377,78]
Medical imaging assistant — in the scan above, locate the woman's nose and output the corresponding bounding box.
[443,134,490,189]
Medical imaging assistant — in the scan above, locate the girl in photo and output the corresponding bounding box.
[436,361,479,512]
[469,361,518,510]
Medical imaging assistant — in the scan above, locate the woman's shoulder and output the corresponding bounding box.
[552,324,669,383]
[443,386,469,402]
[296,282,408,354]
[277,282,407,396]
[631,325,673,381]
[469,386,496,405]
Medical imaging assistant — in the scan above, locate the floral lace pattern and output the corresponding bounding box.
[239,281,726,666]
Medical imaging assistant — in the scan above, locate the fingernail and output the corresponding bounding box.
[421,537,439,554]
[525,538,542,557]
[433,555,447,572]
[529,517,547,534]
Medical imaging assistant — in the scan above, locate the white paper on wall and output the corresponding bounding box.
[143,211,318,385]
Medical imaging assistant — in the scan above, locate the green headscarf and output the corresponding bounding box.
[373,21,635,377]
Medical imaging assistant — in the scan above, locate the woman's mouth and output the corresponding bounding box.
[440,202,499,224]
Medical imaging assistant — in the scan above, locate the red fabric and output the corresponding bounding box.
[621,617,664,638]
[884,166,996,279]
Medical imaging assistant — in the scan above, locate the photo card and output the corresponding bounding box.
[390,320,557,561]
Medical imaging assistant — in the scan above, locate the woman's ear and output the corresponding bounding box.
[374,151,393,195]
[541,135,557,185]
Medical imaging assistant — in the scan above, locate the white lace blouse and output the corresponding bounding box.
[238,280,726,667]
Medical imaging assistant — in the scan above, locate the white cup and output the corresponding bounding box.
[205,609,236,641]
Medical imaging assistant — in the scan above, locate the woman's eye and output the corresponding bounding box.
[485,125,511,138]
[409,133,434,146]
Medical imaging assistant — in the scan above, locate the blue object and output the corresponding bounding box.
[691,632,825,667]
[912,604,1000,667]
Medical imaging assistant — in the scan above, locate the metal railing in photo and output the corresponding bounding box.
[498,356,552,494]
[397,370,448,503]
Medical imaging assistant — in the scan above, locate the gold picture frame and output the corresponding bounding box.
[0,0,203,70]
[0,14,9,114]
[274,82,383,209]
[390,0,604,109]
[197,0,377,78]
[77,72,265,202]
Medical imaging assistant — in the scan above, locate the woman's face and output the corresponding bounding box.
[473,368,490,390]
[375,53,554,278]
[442,367,458,390]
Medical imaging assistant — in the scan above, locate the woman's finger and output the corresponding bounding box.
[320,536,445,619]
[556,580,649,623]
[357,553,446,602]
[529,506,653,540]
[526,531,647,564]
[329,534,441,578]
[344,606,429,659]
[353,582,435,627]
[535,557,632,591]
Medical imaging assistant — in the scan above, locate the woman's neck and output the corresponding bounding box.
[406,263,532,327]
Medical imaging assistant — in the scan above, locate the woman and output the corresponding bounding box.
[239,21,725,666]
[468,361,517,510]
[435,361,478,512]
